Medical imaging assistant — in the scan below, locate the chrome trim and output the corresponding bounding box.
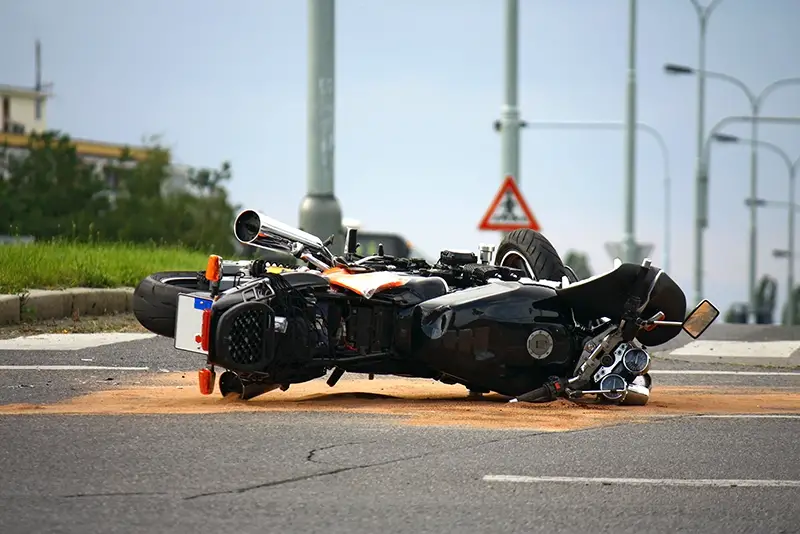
[301,252,330,271]
[593,342,629,383]
[274,316,288,334]
[498,250,538,281]
[620,383,650,406]
[599,374,627,401]
[622,347,651,375]
[637,268,664,313]
[233,209,331,262]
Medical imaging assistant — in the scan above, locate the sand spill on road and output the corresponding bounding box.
[0,373,798,431]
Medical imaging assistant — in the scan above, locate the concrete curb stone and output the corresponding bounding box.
[0,294,21,325]
[1,287,135,325]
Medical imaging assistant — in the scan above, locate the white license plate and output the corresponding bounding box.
[174,293,213,354]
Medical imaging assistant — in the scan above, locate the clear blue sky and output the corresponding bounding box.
[2,0,800,315]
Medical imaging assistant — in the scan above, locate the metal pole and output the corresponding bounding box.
[748,104,760,323]
[499,0,520,239]
[299,0,343,251]
[523,120,670,271]
[788,164,796,325]
[622,0,638,264]
[693,13,708,307]
[667,66,800,315]
[700,116,800,306]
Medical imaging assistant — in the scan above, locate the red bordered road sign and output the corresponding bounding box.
[478,175,541,232]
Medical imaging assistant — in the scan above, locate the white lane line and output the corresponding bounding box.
[0,333,157,351]
[693,415,800,419]
[668,340,800,359]
[0,365,149,371]
[650,370,800,376]
[482,475,800,488]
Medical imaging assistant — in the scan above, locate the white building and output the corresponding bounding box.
[0,80,189,197]
[1,83,49,135]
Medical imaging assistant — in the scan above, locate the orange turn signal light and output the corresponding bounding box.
[199,368,216,395]
[205,255,222,283]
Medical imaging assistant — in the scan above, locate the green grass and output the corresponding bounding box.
[0,241,214,294]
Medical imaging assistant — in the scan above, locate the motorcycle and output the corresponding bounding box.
[132,209,720,405]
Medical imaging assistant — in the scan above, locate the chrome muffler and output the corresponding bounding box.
[620,374,652,406]
[234,209,326,255]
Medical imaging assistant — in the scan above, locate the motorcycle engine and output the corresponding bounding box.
[591,341,652,402]
[208,273,330,381]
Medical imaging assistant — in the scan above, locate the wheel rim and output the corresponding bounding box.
[499,251,537,280]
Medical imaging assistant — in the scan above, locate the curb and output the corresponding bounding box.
[0,287,135,326]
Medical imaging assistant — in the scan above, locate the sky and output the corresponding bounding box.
[2,0,800,317]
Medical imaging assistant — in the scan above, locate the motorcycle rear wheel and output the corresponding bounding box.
[132,271,208,338]
[496,229,577,283]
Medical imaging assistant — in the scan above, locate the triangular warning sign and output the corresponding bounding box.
[478,175,541,232]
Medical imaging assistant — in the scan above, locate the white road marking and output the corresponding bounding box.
[483,475,800,488]
[668,340,800,359]
[693,414,800,420]
[650,370,800,376]
[0,333,157,351]
[0,365,149,371]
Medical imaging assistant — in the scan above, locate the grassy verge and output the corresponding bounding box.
[0,240,213,294]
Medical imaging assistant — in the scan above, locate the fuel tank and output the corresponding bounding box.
[409,279,579,397]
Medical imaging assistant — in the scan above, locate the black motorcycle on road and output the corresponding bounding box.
[133,209,719,406]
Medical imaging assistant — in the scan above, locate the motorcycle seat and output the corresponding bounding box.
[555,263,687,347]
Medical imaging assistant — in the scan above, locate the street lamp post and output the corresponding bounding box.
[714,133,799,324]
[682,0,724,307]
[664,62,800,320]
[522,120,671,272]
[622,0,638,265]
[696,116,800,307]
[497,0,520,241]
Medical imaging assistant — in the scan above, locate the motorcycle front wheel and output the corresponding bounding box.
[495,229,577,283]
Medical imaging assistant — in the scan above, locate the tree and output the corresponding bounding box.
[0,131,110,239]
[563,250,593,280]
[1,130,240,255]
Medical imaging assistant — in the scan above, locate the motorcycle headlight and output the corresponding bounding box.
[622,347,650,375]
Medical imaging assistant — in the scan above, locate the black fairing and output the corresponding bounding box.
[205,272,331,377]
[410,280,578,397]
[555,263,686,346]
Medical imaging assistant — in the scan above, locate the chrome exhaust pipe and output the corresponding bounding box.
[620,375,652,406]
[233,209,327,256]
[219,371,280,400]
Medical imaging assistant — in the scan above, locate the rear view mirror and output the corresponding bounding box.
[682,299,720,339]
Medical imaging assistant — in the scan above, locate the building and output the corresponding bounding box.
[0,82,151,165]
[0,73,185,196]
[1,83,48,135]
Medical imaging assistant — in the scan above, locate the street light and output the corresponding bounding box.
[695,115,800,307]
[521,120,671,271]
[745,199,800,211]
[712,132,800,325]
[672,0,725,309]
[664,63,800,322]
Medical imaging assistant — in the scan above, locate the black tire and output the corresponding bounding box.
[496,229,576,283]
[133,271,208,338]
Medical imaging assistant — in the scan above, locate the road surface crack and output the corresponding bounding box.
[62,491,169,499]
[306,440,375,463]
[183,430,550,500]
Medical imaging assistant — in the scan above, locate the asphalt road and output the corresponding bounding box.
[0,334,799,534]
